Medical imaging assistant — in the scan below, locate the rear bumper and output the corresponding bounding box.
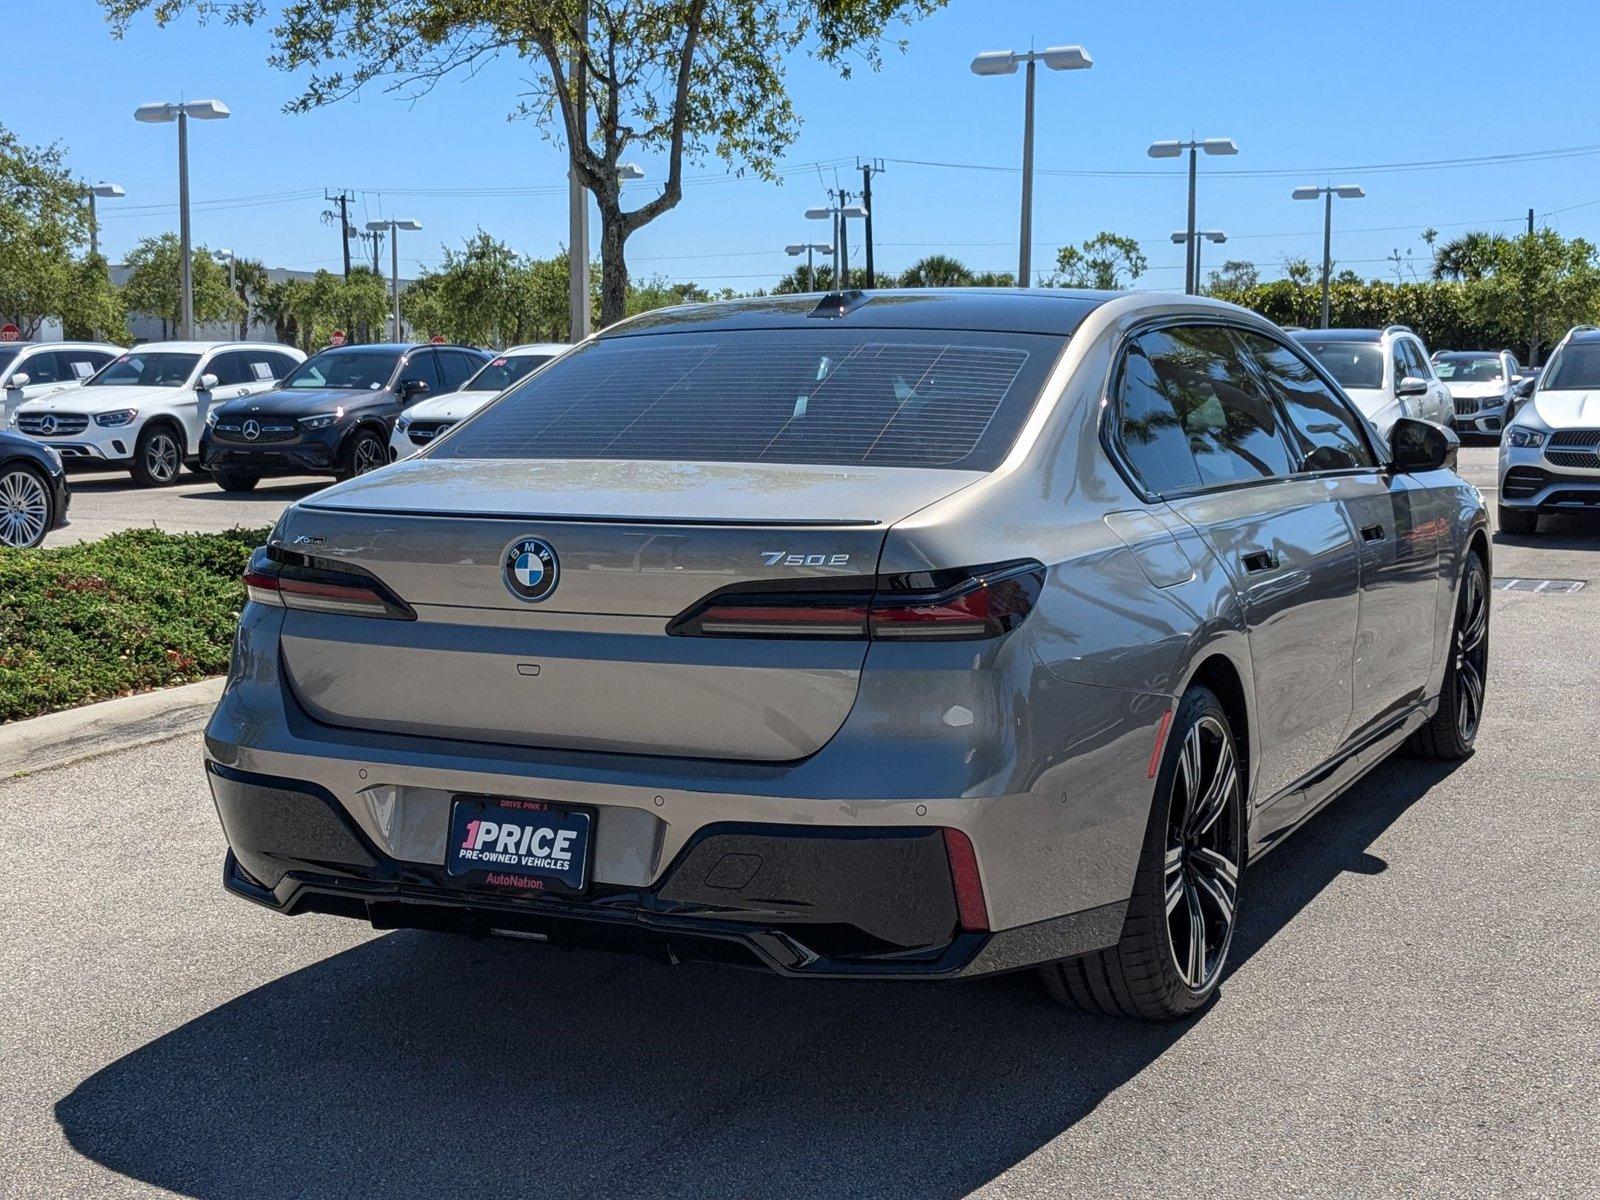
[208,760,1126,979]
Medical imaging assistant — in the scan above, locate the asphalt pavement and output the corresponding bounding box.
[3,444,1598,1198]
[44,467,330,546]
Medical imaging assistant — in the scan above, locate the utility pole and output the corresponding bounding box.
[1528,207,1535,236]
[858,159,884,287]
[325,190,355,278]
[834,188,852,288]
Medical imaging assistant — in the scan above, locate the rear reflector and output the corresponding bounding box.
[244,546,415,620]
[669,561,1044,642]
[942,828,989,933]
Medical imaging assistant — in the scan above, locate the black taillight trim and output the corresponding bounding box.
[667,560,1045,642]
[244,545,417,621]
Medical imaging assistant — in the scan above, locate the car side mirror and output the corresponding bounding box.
[1389,417,1458,473]
[399,378,429,401]
[6,373,29,389]
[197,373,220,392]
[1396,375,1428,398]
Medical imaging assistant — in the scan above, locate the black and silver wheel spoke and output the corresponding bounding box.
[0,470,49,548]
[148,434,179,482]
[355,439,384,473]
[1453,563,1489,742]
[1164,713,1241,994]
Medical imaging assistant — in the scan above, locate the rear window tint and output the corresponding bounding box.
[433,330,1060,470]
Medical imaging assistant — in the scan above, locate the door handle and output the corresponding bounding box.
[1360,523,1386,543]
[1241,550,1280,574]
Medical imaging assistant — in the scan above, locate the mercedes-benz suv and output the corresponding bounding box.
[1498,324,1600,534]
[207,290,1488,1020]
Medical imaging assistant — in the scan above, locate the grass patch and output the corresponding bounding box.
[0,526,268,724]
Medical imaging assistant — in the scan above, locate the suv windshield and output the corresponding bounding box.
[87,352,199,387]
[1434,355,1504,382]
[1297,340,1384,390]
[465,353,558,392]
[434,329,1057,471]
[1543,341,1600,390]
[281,348,402,390]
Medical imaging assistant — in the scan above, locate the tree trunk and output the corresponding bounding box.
[598,202,629,329]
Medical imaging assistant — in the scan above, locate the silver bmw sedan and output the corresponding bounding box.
[206,289,1488,1020]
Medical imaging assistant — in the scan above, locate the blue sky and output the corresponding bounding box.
[13,0,1600,291]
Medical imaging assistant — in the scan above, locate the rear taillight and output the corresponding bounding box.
[668,561,1044,642]
[243,546,415,620]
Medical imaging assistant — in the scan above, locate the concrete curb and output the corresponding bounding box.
[0,677,224,779]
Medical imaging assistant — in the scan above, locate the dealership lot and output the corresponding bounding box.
[43,468,327,545]
[2,446,1596,1198]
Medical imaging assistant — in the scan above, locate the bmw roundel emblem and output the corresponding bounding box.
[503,536,559,603]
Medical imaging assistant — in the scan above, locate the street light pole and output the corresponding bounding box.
[972,45,1093,288]
[805,204,868,291]
[1173,230,1227,292]
[786,242,834,292]
[135,99,230,340]
[85,183,124,259]
[1148,137,1238,295]
[1293,184,1365,328]
[366,219,422,340]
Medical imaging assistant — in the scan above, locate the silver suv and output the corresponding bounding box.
[207,290,1488,1020]
[1291,326,1454,438]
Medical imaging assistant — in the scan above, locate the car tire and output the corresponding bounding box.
[336,428,388,481]
[1408,551,1488,761]
[130,423,184,487]
[213,469,261,493]
[1497,505,1537,536]
[0,462,53,549]
[1040,686,1245,1021]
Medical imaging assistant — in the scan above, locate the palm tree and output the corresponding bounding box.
[900,254,975,288]
[1431,231,1508,281]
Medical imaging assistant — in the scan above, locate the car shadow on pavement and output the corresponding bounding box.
[180,480,329,502]
[1493,510,1600,549]
[55,757,1460,1200]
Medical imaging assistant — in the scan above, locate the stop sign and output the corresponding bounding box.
[329,329,347,347]
[429,334,445,345]
[0,323,19,342]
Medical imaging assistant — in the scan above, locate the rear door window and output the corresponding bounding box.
[1112,341,1203,495]
[438,350,482,392]
[399,350,443,394]
[1235,331,1377,472]
[434,329,1059,470]
[1136,326,1297,488]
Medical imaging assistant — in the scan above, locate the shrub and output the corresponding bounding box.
[0,526,267,723]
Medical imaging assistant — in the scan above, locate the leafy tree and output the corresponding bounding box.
[626,275,713,316]
[228,255,271,340]
[120,233,241,337]
[771,263,875,293]
[1470,229,1600,363]
[1206,260,1258,293]
[1282,256,1315,287]
[1048,232,1146,290]
[255,277,309,346]
[969,270,1015,287]
[61,253,126,341]
[899,254,973,287]
[0,123,90,337]
[402,235,577,344]
[101,0,948,328]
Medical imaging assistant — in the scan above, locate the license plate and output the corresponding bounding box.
[447,797,592,894]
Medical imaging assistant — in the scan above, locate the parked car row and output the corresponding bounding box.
[0,336,571,542]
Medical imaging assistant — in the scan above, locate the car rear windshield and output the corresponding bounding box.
[1297,340,1384,390]
[87,352,199,387]
[432,329,1060,470]
[464,353,557,392]
[1544,341,1600,390]
[1433,355,1504,382]
[281,348,403,390]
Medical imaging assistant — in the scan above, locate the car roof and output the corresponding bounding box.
[1290,328,1388,343]
[308,342,485,354]
[1435,349,1502,358]
[126,341,290,353]
[1566,327,1600,343]
[499,343,571,355]
[601,288,1120,338]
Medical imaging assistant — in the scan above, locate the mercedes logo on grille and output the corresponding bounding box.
[243,419,261,441]
[38,415,57,435]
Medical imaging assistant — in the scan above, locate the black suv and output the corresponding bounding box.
[200,342,490,491]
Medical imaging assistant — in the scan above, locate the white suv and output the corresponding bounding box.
[1497,325,1600,535]
[1290,326,1454,439]
[0,341,125,426]
[1431,349,1523,437]
[11,341,303,485]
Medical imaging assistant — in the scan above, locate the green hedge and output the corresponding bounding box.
[0,527,267,723]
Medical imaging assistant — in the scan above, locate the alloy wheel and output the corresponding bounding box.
[1163,714,1241,992]
[1454,564,1488,742]
[0,468,49,548]
[146,432,180,483]
[353,436,385,475]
